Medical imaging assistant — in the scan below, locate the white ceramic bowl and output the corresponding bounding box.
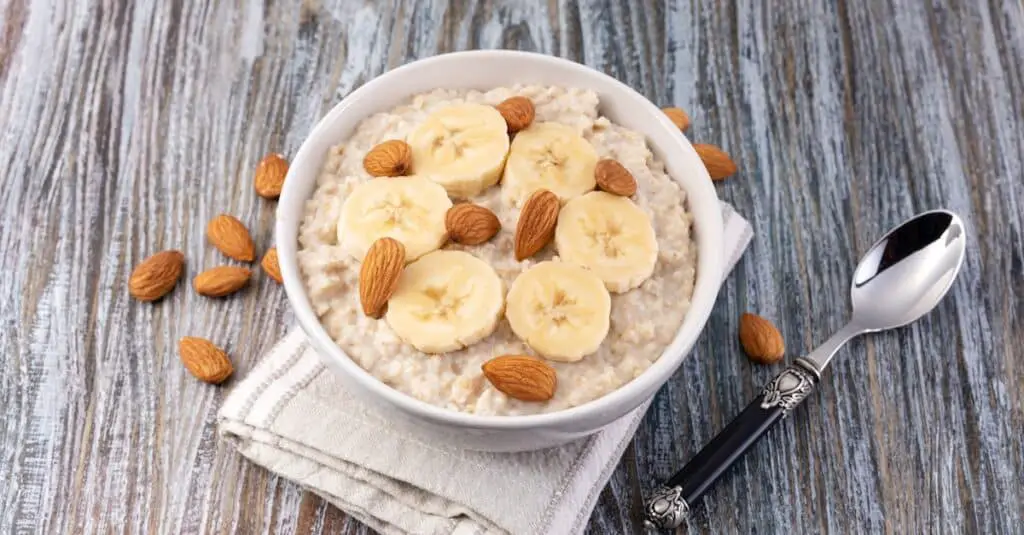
[276,50,724,452]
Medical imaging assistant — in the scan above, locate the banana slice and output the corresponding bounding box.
[407,103,510,199]
[555,191,658,293]
[385,250,505,354]
[505,261,611,362]
[338,176,452,262]
[502,122,598,205]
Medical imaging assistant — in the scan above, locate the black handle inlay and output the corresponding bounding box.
[668,395,785,505]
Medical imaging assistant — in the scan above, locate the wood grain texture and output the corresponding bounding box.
[1,0,1021,533]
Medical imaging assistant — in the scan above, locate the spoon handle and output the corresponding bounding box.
[643,358,821,530]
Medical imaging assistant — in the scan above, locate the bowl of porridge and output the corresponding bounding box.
[277,50,725,451]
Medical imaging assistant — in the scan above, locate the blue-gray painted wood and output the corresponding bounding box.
[0,0,1021,533]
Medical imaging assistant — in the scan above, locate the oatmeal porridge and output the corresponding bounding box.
[298,85,697,416]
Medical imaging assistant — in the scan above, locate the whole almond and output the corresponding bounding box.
[179,337,233,384]
[446,204,501,245]
[739,313,785,364]
[514,189,560,261]
[363,140,412,177]
[662,106,691,132]
[594,159,637,197]
[359,237,406,318]
[254,153,288,199]
[495,96,535,133]
[129,250,185,302]
[193,266,251,297]
[482,355,557,402]
[693,143,738,180]
[262,247,282,284]
[206,214,255,262]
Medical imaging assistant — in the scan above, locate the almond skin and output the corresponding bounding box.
[446,204,501,245]
[206,214,256,262]
[359,237,406,318]
[262,247,282,284]
[482,355,557,402]
[363,140,412,177]
[495,96,535,133]
[179,337,233,384]
[693,143,738,180]
[514,189,560,261]
[739,313,785,364]
[662,107,691,132]
[193,266,251,297]
[594,159,637,197]
[254,153,288,199]
[129,250,185,302]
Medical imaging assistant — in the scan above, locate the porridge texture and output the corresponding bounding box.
[298,85,697,416]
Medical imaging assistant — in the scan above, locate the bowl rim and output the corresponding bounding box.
[277,50,724,429]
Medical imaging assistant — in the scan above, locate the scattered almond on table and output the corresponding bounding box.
[254,153,289,199]
[261,247,283,284]
[481,355,557,402]
[739,313,785,364]
[194,266,252,297]
[693,143,738,181]
[661,106,690,132]
[206,214,256,262]
[129,250,185,302]
[179,336,233,384]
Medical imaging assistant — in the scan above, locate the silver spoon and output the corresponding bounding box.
[644,209,967,529]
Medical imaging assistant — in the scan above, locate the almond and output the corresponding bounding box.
[206,214,255,262]
[254,153,288,199]
[662,106,691,132]
[129,250,185,302]
[193,266,251,297]
[262,247,282,284]
[363,140,412,177]
[178,337,233,384]
[594,159,637,197]
[482,355,557,402]
[514,189,560,261]
[495,96,535,133]
[739,313,785,364]
[359,237,406,318]
[693,143,738,180]
[446,203,501,245]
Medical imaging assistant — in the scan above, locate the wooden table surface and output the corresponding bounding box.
[2,0,1022,533]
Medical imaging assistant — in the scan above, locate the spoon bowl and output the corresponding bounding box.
[850,210,966,332]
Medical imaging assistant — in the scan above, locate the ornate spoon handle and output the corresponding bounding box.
[643,358,820,530]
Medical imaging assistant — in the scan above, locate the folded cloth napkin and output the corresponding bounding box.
[219,202,752,535]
